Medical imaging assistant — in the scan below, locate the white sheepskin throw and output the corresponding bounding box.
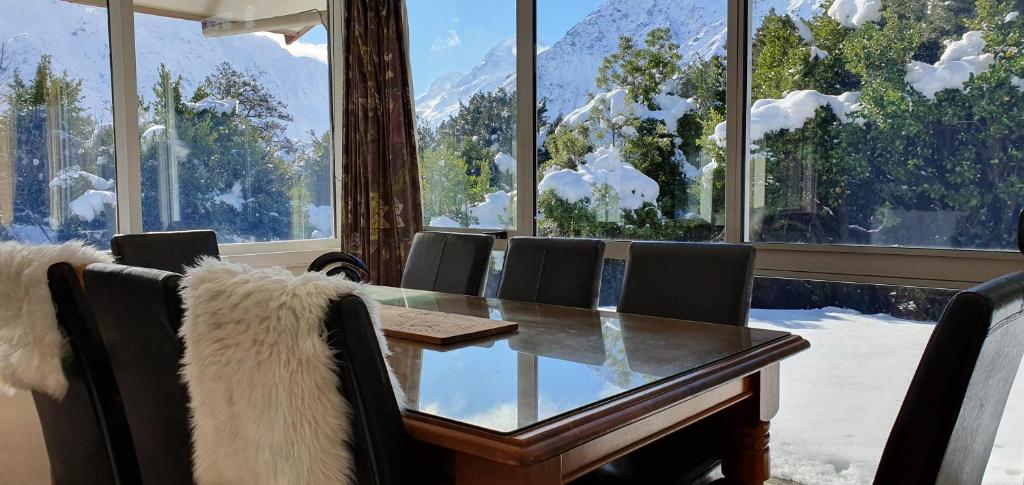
[179,258,405,485]
[0,240,113,398]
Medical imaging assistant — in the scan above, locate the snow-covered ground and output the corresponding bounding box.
[749,308,1024,484]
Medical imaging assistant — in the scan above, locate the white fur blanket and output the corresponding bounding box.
[179,258,405,485]
[0,240,113,398]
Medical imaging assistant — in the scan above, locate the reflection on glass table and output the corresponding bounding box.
[368,286,785,434]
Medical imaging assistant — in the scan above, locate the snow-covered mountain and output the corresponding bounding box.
[416,0,823,125]
[0,0,330,138]
[415,38,518,126]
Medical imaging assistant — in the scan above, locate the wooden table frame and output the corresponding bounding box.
[400,334,808,484]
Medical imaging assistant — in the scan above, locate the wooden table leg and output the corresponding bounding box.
[454,452,561,485]
[720,364,780,484]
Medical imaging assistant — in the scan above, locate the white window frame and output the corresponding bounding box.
[105,0,344,270]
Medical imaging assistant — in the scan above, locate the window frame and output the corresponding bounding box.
[415,0,1023,289]
[104,0,343,269]
[92,0,1024,282]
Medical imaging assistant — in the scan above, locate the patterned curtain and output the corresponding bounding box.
[341,0,423,286]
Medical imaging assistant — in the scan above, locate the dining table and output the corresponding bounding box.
[366,286,810,485]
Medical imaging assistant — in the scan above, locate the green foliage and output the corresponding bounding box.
[597,27,682,106]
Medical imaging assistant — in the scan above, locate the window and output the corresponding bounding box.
[407,0,517,230]
[0,0,117,249]
[134,1,333,243]
[746,0,1024,250]
[534,1,728,241]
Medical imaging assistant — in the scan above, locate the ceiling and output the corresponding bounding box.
[64,0,326,42]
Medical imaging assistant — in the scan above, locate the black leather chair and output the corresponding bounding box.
[618,242,756,325]
[308,251,371,282]
[83,263,193,485]
[111,230,219,273]
[32,263,141,485]
[401,232,495,296]
[497,237,605,309]
[873,270,1024,484]
[325,295,408,484]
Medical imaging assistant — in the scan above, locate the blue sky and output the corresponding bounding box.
[295,1,605,97]
[406,0,605,96]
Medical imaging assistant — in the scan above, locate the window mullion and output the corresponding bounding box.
[724,0,751,244]
[514,0,537,237]
[108,0,143,234]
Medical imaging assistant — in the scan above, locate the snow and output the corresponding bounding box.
[470,190,512,228]
[749,308,1024,484]
[68,189,115,221]
[1006,11,1019,22]
[795,18,815,43]
[539,169,593,203]
[810,46,830,60]
[713,90,862,146]
[537,146,659,212]
[141,124,165,140]
[494,152,516,173]
[215,181,245,210]
[184,97,238,115]
[1012,76,1024,92]
[827,0,883,28]
[49,168,113,191]
[562,88,695,134]
[905,31,995,99]
[305,204,332,238]
[429,216,461,228]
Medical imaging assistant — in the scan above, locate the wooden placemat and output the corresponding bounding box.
[378,305,517,345]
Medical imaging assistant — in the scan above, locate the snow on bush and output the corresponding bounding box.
[184,97,238,115]
[469,190,512,228]
[562,87,695,133]
[429,215,461,228]
[809,46,830,60]
[712,90,861,146]
[305,204,333,237]
[69,190,115,221]
[827,0,882,28]
[49,168,113,191]
[1013,76,1024,92]
[538,145,660,212]
[539,169,592,203]
[1006,11,1019,22]
[494,152,516,173]
[215,181,245,210]
[905,31,995,99]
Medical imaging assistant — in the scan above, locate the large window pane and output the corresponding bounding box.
[134,1,333,243]
[408,0,517,230]
[534,1,728,241]
[0,0,117,249]
[747,1,1024,250]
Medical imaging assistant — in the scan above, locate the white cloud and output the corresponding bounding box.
[430,29,462,52]
[252,32,328,64]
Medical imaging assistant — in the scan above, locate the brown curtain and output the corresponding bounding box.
[341,0,423,286]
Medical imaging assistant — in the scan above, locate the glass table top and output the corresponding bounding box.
[367,286,790,435]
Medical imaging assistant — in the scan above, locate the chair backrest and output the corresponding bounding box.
[83,263,193,485]
[32,263,141,485]
[308,251,371,282]
[111,230,219,273]
[875,271,1024,485]
[617,242,756,325]
[497,237,605,309]
[324,295,408,485]
[401,232,494,296]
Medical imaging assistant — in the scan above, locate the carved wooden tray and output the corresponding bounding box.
[378,305,518,345]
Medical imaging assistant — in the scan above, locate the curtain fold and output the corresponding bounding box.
[341,0,423,286]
